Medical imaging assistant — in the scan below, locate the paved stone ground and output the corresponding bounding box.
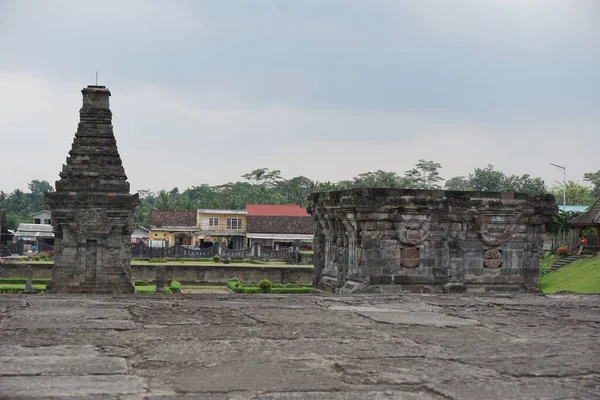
[0,293,599,399]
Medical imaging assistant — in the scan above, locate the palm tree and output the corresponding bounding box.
[154,190,175,211]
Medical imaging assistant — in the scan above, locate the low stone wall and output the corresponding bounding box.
[308,188,556,294]
[0,263,314,285]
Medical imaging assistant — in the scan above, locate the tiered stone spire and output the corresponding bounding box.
[46,85,139,294]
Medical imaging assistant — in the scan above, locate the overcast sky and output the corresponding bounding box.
[1,0,598,193]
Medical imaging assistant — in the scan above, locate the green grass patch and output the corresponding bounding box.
[227,278,312,294]
[0,278,50,285]
[134,285,172,294]
[299,250,314,255]
[539,257,600,294]
[182,285,226,290]
[539,252,560,277]
[0,284,46,293]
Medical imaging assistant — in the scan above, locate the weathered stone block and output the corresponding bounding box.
[308,188,556,293]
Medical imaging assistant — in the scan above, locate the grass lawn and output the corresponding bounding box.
[539,257,600,294]
[0,284,46,293]
[182,285,226,290]
[539,253,560,276]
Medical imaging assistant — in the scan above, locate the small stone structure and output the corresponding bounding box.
[45,85,139,294]
[308,189,556,293]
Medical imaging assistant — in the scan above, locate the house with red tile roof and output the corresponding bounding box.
[245,204,313,250]
[148,209,247,249]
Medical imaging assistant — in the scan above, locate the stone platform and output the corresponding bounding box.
[0,293,599,399]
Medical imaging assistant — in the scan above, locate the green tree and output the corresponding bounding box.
[583,170,600,198]
[468,165,506,192]
[242,168,284,204]
[352,170,406,188]
[154,190,175,211]
[277,176,317,206]
[27,180,54,211]
[445,176,472,191]
[404,159,444,189]
[550,181,594,206]
[6,189,28,214]
[503,174,546,194]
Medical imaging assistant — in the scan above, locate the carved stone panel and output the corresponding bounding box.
[483,249,502,269]
[401,247,420,268]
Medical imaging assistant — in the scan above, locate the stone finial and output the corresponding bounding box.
[81,85,111,110]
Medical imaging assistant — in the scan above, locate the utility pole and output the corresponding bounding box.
[550,163,567,247]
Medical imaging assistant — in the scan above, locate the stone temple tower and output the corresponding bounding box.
[45,85,139,294]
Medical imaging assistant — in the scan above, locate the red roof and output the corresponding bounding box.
[246,204,310,217]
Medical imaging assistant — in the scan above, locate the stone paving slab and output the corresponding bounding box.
[0,355,128,376]
[0,293,599,399]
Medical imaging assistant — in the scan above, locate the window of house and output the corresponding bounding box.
[34,218,41,224]
[209,217,219,227]
[227,218,243,230]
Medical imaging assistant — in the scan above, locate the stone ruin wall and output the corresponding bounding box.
[307,189,556,293]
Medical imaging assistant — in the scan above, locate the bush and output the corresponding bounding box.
[169,280,182,293]
[258,279,272,293]
[149,258,167,263]
[213,255,220,263]
[134,280,149,286]
[222,257,231,264]
[228,277,240,282]
[134,285,172,294]
[557,246,569,256]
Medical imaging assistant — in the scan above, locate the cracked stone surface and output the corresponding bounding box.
[0,293,598,399]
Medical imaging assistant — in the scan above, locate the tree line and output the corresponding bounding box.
[1,162,599,229]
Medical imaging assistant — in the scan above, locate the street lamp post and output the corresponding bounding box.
[550,163,567,247]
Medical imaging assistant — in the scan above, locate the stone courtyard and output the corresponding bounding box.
[1,293,599,399]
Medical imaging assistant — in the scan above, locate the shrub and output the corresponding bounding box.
[234,281,241,288]
[222,257,231,264]
[169,280,182,293]
[212,255,221,263]
[258,279,272,293]
[149,258,167,263]
[228,277,240,282]
[37,252,51,261]
[134,280,149,286]
[557,246,569,256]
[47,250,55,257]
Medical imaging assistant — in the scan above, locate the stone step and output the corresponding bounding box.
[549,255,585,272]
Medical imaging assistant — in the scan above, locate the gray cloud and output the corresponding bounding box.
[0,0,598,192]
